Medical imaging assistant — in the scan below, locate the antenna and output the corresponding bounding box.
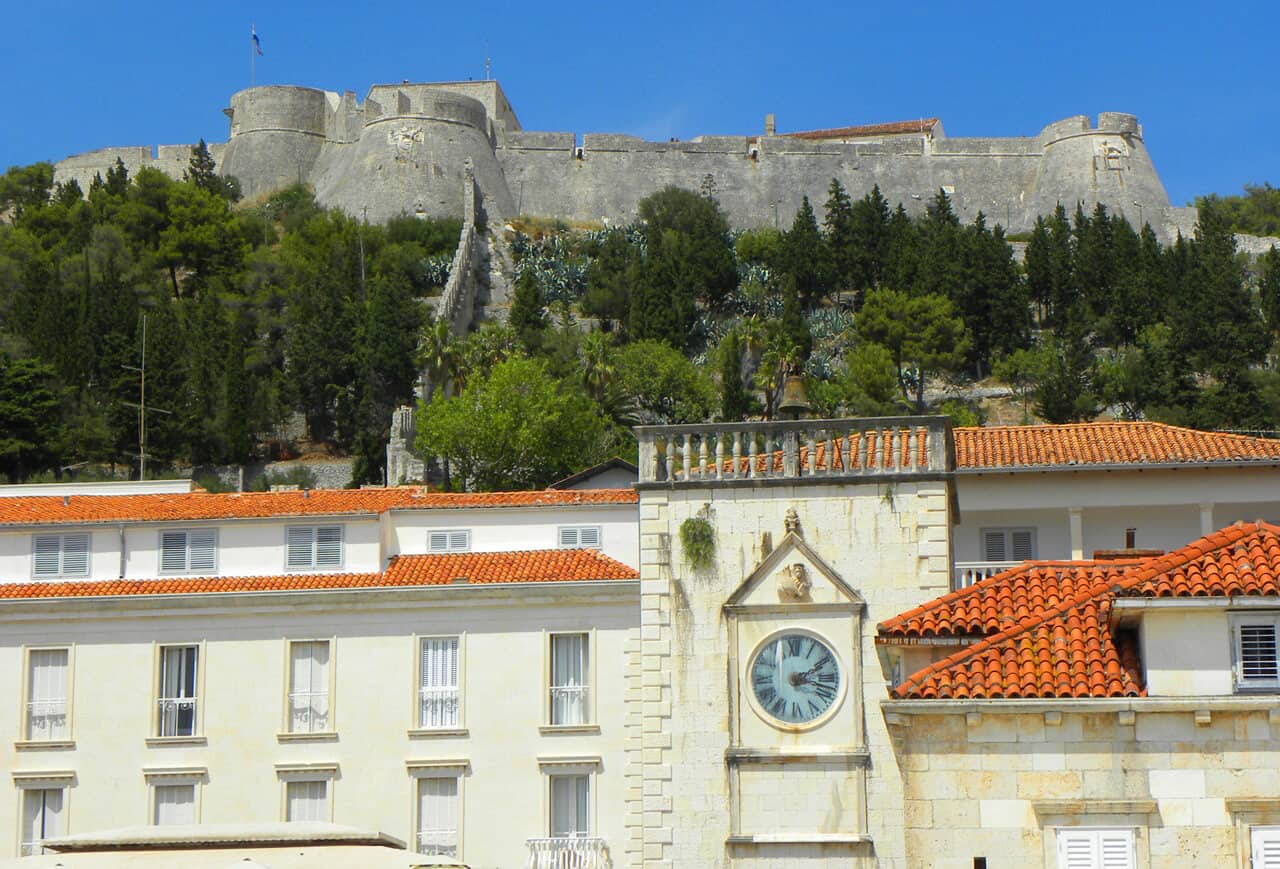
[484,40,491,81]
[121,313,173,481]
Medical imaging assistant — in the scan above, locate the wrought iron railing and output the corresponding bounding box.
[548,685,590,726]
[526,836,609,869]
[288,692,330,732]
[26,700,67,740]
[419,686,460,728]
[157,697,198,737]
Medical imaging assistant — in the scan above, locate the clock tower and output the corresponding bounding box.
[628,417,956,868]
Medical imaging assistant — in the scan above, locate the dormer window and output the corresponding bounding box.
[160,529,217,574]
[1232,614,1280,690]
[429,530,470,553]
[558,526,602,550]
[32,534,90,578]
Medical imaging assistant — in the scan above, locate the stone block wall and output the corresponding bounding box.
[892,707,1280,868]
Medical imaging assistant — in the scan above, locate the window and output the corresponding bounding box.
[285,779,328,822]
[19,788,63,856]
[286,526,343,569]
[420,637,460,729]
[981,527,1036,562]
[1233,614,1280,690]
[25,649,69,741]
[417,776,460,856]
[157,646,199,737]
[32,534,90,578]
[1252,826,1280,869]
[152,783,196,825]
[549,633,590,726]
[558,526,602,549]
[429,530,470,553]
[159,529,216,573]
[288,641,330,733]
[549,774,590,838]
[1056,828,1134,869]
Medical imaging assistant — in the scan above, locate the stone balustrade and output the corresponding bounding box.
[635,417,953,487]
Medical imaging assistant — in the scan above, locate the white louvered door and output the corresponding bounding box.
[420,637,459,728]
[1253,826,1280,869]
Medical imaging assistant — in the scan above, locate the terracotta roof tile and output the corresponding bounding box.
[955,422,1280,470]
[884,521,1280,699]
[0,488,637,527]
[785,119,940,140]
[0,549,637,600]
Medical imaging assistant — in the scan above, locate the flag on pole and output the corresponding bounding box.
[252,27,264,56]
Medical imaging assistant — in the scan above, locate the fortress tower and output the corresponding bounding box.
[53,81,1195,239]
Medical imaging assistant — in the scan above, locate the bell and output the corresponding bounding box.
[778,374,811,419]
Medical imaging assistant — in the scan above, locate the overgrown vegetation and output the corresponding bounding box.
[0,147,459,484]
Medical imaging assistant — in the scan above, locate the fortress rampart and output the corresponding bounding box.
[53,79,1198,239]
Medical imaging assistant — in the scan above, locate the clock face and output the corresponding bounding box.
[749,632,841,725]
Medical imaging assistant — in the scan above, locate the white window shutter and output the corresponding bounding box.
[188,530,216,573]
[417,777,459,856]
[154,784,196,825]
[1240,624,1279,681]
[1098,831,1134,869]
[60,534,89,576]
[1058,829,1096,869]
[429,531,449,552]
[33,536,62,576]
[1011,529,1035,561]
[160,532,188,572]
[559,527,579,548]
[982,530,1007,562]
[448,530,469,551]
[1252,827,1280,869]
[286,528,313,568]
[315,526,342,566]
[580,527,601,548]
[286,780,327,822]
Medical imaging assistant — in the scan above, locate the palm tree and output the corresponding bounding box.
[578,331,616,403]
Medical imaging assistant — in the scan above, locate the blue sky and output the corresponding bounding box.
[4,1,1275,206]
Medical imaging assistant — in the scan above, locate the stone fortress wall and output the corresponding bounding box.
[53,79,1203,240]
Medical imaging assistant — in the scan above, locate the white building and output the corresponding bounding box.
[4,420,1280,867]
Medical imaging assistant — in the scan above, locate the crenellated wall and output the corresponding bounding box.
[52,80,1187,238]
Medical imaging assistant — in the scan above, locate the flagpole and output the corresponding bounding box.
[251,24,256,87]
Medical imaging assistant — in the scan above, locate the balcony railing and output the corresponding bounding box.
[549,685,590,726]
[26,700,68,740]
[288,692,330,733]
[953,561,1022,589]
[157,697,198,737]
[526,836,610,869]
[419,686,460,728]
[636,417,952,485]
[417,830,459,857]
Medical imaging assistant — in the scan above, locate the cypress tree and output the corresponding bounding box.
[783,196,826,306]
[510,269,549,352]
[719,331,750,421]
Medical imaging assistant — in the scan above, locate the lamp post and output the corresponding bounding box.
[1132,200,1144,227]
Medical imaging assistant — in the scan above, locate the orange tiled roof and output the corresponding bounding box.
[877,561,1136,640]
[885,522,1280,699]
[785,119,940,140]
[955,422,1280,470]
[0,549,637,600]
[0,488,637,527]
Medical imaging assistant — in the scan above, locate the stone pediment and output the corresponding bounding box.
[725,532,863,609]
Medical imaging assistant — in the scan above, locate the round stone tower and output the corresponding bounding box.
[310,87,515,224]
[220,86,331,199]
[1028,113,1171,226]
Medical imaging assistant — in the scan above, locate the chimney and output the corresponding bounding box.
[765,113,776,136]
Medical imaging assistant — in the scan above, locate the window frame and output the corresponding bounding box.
[1054,826,1136,868]
[158,528,218,575]
[537,757,600,840]
[276,764,338,823]
[428,529,471,553]
[15,781,68,858]
[18,646,74,747]
[1231,613,1280,691]
[557,525,603,550]
[152,643,204,742]
[979,526,1037,563]
[31,533,90,579]
[281,638,336,738]
[543,630,596,730]
[284,525,345,571]
[407,762,467,859]
[143,768,206,827]
[413,634,465,735]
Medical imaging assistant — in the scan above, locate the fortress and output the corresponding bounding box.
[54,79,1197,238]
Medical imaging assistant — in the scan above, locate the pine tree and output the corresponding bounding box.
[1259,246,1280,356]
[782,196,826,306]
[719,330,750,421]
[1034,304,1099,423]
[778,276,813,362]
[510,269,549,352]
[1045,204,1077,332]
[822,179,855,300]
[850,185,891,297]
